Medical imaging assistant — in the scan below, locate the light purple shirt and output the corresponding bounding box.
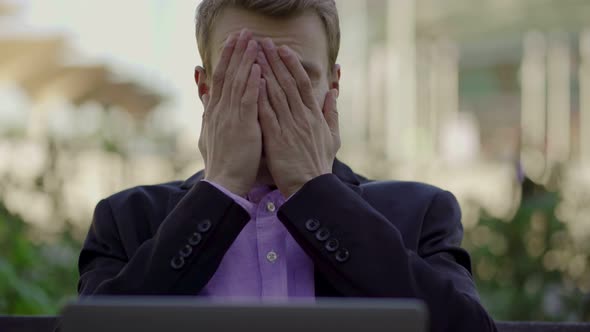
[198,181,315,299]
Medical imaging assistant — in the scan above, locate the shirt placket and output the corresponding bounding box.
[255,192,288,298]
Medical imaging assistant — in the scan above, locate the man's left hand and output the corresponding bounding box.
[257,38,340,198]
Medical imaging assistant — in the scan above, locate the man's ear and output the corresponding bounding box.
[194,66,210,102]
[330,64,341,93]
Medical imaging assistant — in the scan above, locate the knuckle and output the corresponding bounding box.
[268,52,279,63]
[232,77,246,91]
[226,69,237,81]
[269,89,284,105]
[281,75,296,88]
[223,48,233,60]
[260,107,272,118]
[279,90,290,104]
[212,71,224,85]
[241,95,256,107]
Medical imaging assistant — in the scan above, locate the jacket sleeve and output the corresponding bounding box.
[277,174,497,332]
[78,181,250,295]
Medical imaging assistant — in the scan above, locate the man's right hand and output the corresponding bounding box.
[198,29,262,197]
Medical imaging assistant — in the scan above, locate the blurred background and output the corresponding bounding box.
[0,0,589,321]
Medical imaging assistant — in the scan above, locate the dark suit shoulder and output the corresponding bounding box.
[359,180,457,249]
[98,180,187,239]
[361,179,447,206]
[104,180,183,210]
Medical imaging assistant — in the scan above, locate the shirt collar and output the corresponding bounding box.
[246,184,274,204]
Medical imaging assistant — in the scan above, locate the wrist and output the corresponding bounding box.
[280,186,301,199]
[281,169,334,197]
[280,178,313,198]
[204,175,250,197]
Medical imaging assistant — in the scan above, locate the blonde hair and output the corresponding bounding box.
[195,0,340,76]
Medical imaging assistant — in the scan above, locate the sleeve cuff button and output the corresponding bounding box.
[315,228,331,242]
[305,218,321,232]
[170,256,185,270]
[188,232,202,246]
[325,238,340,252]
[335,248,350,263]
[197,219,212,233]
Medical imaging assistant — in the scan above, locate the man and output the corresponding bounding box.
[78,1,498,331]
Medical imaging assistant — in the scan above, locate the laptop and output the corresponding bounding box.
[60,297,428,332]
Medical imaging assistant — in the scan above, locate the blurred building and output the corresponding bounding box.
[1,0,588,317]
[0,0,588,258]
[0,0,169,239]
[336,0,590,234]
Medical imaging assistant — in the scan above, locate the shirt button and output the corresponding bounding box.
[266,250,278,263]
[266,201,276,212]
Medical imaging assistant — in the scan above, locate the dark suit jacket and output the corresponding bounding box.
[78,159,498,332]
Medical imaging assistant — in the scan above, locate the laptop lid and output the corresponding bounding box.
[61,297,428,332]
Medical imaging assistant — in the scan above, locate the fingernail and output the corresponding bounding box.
[331,89,339,99]
[226,33,237,45]
[262,38,274,49]
[248,39,258,50]
[252,63,261,73]
[239,28,248,39]
[278,45,289,57]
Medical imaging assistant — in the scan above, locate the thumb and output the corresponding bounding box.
[322,89,339,137]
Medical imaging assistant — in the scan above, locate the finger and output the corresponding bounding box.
[201,93,210,145]
[257,50,293,126]
[256,50,274,82]
[196,66,211,111]
[258,78,279,134]
[240,64,261,120]
[261,38,305,114]
[323,89,340,138]
[222,29,253,102]
[231,39,259,107]
[199,93,209,161]
[201,93,211,123]
[277,45,317,110]
[202,93,210,110]
[210,33,238,106]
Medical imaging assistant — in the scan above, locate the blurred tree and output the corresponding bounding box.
[0,202,78,315]
[1,178,589,320]
[468,178,590,321]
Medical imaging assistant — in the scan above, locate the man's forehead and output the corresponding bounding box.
[208,7,328,71]
[212,34,322,74]
[213,32,305,59]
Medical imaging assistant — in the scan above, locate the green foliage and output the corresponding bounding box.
[0,202,79,315]
[467,188,590,321]
[1,187,588,320]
